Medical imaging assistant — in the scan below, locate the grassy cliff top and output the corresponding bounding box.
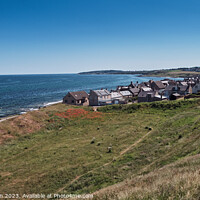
[0,99,200,199]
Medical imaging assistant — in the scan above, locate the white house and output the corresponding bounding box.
[89,89,112,106]
[120,90,132,98]
[111,92,123,104]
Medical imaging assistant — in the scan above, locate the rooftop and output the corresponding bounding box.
[93,89,111,97]
[120,90,132,96]
[68,91,89,100]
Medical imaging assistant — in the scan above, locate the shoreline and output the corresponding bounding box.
[0,115,18,123]
[0,74,191,122]
[0,75,183,121]
[0,100,63,123]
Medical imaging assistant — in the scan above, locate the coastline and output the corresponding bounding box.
[79,68,200,78]
[0,72,194,121]
[0,100,63,123]
[0,115,18,123]
[0,75,183,120]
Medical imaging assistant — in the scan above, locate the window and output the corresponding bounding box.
[65,100,68,103]
[72,100,74,103]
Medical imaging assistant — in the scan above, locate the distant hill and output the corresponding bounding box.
[79,70,128,74]
[79,67,200,78]
[79,69,144,75]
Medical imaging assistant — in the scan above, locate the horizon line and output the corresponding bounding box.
[0,66,199,76]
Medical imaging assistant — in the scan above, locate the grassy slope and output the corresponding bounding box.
[0,100,200,199]
[94,154,200,199]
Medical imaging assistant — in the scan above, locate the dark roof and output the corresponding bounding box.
[178,85,188,92]
[165,85,177,91]
[69,91,89,100]
[165,85,188,92]
[138,91,156,98]
[168,80,177,85]
[129,87,140,94]
[153,81,165,89]
[140,82,149,87]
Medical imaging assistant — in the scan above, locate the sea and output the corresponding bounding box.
[0,74,181,118]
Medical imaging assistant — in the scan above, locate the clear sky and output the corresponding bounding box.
[0,0,200,74]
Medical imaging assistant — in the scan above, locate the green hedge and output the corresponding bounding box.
[98,99,200,113]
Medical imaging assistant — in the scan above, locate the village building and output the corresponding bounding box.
[179,81,188,86]
[116,85,129,91]
[178,85,190,96]
[140,82,150,88]
[170,93,182,100]
[63,91,89,106]
[129,87,140,96]
[164,85,177,99]
[192,80,200,93]
[161,79,170,87]
[63,76,200,107]
[150,80,166,91]
[188,84,193,94]
[163,84,190,99]
[120,90,132,98]
[89,89,112,106]
[110,92,124,104]
[169,79,178,85]
[138,91,166,103]
[138,91,156,103]
[141,87,152,92]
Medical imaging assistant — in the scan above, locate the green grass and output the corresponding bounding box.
[0,99,200,199]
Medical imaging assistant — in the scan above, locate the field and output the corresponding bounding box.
[0,99,200,199]
[140,70,200,78]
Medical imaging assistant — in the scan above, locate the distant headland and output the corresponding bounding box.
[79,66,200,78]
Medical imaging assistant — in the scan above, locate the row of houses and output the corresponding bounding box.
[63,89,132,106]
[63,76,200,106]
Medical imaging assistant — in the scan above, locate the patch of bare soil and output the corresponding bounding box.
[0,111,48,144]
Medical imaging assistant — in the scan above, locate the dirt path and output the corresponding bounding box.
[56,129,153,193]
[120,129,152,156]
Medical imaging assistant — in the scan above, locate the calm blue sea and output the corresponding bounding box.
[0,74,180,118]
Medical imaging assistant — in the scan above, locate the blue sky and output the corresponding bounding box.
[0,0,200,74]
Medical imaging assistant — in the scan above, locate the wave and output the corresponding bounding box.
[19,100,62,115]
[43,100,62,107]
